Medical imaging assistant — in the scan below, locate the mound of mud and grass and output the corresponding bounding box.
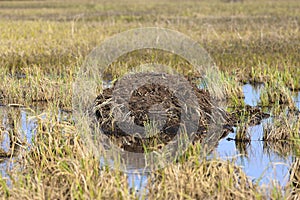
[92,73,269,153]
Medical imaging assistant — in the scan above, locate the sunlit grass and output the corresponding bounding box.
[0,0,299,199]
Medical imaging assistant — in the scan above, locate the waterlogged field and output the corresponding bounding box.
[0,0,299,199]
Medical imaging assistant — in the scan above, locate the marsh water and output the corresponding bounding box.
[0,84,299,193]
[218,84,296,187]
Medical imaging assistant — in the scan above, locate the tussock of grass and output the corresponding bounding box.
[0,108,23,158]
[148,155,263,199]
[263,112,300,142]
[262,110,300,158]
[0,66,73,107]
[286,158,300,200]
[259,80,297,110]
[1,110,135,199]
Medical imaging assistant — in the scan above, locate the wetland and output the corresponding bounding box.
[0,0,299,199]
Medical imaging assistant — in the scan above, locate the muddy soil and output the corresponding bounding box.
[93,73,269,153]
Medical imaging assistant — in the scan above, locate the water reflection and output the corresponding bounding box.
[242,84,263,106]
[217,136,291,186]
[217,84,299,187]
[20,110,37,146]
[127,172,148,197]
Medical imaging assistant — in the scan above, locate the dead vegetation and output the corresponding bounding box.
[93,72,270,153]
[148,155,263,200]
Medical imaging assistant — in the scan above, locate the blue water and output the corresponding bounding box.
[217,84,300,187]
[20,110,37,146]
[236,84,298,184]
[294,92,300,110]
[243,83,263,106]
[127,172,148,196]
[217,122,291,186]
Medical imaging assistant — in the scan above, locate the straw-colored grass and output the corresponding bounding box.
[0,0,299,199]
[0,0,299,106]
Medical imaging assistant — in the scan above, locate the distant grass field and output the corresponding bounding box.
[1,0,299,105]
[0,0,299,199]
[0,0,299,108]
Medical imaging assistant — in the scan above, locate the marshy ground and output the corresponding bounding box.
[0,0,299,199]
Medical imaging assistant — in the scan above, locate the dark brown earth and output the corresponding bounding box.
[92,73,269,153]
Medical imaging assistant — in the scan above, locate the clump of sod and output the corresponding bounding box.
[93,72,269,152]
